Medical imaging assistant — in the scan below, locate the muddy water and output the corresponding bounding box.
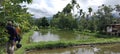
[27,43,120,54]
[31,31,90,42]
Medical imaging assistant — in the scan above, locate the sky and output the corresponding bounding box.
[23,0,120,18]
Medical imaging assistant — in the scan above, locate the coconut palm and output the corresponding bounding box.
[88,7,93,15]
[71,0,77,13]
[80,9,83,16]
[115,5,120,12]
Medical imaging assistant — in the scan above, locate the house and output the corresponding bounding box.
[106,24,120,36]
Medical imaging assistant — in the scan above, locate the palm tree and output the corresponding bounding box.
[19,0,32,3]
[76,4,80,9]
[71,0,77,6]
[88,7,92,15]
[80,9,83,16]
[115,5,120,12]
[71,0,77,13]
[62,3,72,14]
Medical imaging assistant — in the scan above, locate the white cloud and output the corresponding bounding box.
[50,0,71,12]
[77,0,104,13]
[88,0,104,6]
[23,0,120,18]
[23,0,70,18]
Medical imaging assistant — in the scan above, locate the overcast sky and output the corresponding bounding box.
[23,0,120,18]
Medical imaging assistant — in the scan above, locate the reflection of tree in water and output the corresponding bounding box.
[92,44,120,54]
[70,49,77,54]
[70,47,94,54]
[39,30,48,35]
[51,30,78,40]
[38,30,90,41]
[99,44,120,54]
[27,44,120,54]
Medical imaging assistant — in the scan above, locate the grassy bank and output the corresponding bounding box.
[25,38,120,50]
[15,30,34,54]
[15,30,120,54]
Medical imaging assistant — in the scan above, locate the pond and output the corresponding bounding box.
[26,43,120,54]
[31,31,90,42]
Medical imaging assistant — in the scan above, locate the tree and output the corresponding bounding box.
[0,0,33,45]
[63,4,72,14]
[88,7,92,15]
[115,5,120,12]
[78,12,87,31]
[41,17,49,28]
[10,0,32,4]
[76,4,80,10]
[35,17,49,28]
[95,4,114,32]
[57,13,78,30]
[79,9,83,16]
[71,0,77,14]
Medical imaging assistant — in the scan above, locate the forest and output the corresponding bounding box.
[35,0,120,33]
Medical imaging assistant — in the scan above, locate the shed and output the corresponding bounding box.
[106,24,120,36]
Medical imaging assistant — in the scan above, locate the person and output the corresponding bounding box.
[15,24,22,48]
[15,24,21,44]
[5,21,17,54]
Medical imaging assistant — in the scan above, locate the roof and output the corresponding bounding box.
[107,24,120,26]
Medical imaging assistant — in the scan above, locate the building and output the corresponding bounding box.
[106,24,120,36]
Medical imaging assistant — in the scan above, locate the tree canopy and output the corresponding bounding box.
[0,0,33,45]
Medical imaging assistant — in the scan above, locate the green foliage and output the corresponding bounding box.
[15,30,34,54]
[88,7,92,15]
[51,13,78,30]
[0,0,33,32]
[94,4,114,32]
[0,47,5,54]
[41,17,49,27]
[35,17,49,28]
[71,0,77,6]
[115,5,120,11]
[10,0,32,4]
[50,18,59,28]
[63,4,72,14]
[76,4,117,33]
[0,0,33,46]
[36,2,120,34]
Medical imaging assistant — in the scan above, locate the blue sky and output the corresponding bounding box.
[23,0,120,18]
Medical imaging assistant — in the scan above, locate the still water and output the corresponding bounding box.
[27,43,120,54]
[29,31,120,54]
[31,31,90,42]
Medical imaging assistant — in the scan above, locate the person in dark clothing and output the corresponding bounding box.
[6,21,17,43]
[6,21,17,54]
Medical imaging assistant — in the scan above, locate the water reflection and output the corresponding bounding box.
[27,47,94,54]
[31,31,90,42]
[27,44,120,54]
[31,31,59,42]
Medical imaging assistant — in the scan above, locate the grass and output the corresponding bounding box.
[15,30,34,54]
[15,30,120,54]
[24,39,119,50]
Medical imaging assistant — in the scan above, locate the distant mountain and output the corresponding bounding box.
[46,17,53,20]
